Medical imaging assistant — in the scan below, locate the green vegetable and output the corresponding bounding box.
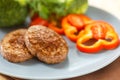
[14,0,28,6]
[28,0,88,20]
[66,0,88,14]
[0,0,28,27]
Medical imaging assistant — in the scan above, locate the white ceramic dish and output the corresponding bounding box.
[0,6,120,80]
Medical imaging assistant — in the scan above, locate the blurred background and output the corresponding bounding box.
[89,0,120,20]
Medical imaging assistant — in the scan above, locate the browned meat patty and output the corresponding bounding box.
[0,29,33,63]
[25,25,68,64]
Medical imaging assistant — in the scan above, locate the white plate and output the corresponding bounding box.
[0,6,120,80]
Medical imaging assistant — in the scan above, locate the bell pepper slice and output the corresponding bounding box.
[62,14,91,42]
[62,16,78,42]
[91,23,107,39]
[67,14,84,30]
[77,14,92,25]
[64,27,78,42]
[48,21,64,34]
[67,14,91,30]
[30,17,49,27]
[76,21,119,53]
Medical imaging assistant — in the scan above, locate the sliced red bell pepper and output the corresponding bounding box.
[67,14,84,30]
[67,14,91,30]
[76,21,119,53]
[30,15,64,34]
[31,13,39,21]
[62,16,78,42]
[62,14,91,42]
[91,23,107,39]
[48,21,64,35]
[30,17,49,27]
[78,14,91,25]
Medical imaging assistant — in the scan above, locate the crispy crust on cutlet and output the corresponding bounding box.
[0,29,33,63]
[25,25,68,64]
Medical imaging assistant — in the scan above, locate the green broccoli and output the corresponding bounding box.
[0,0,28,27]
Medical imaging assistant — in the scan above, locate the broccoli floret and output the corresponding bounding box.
[0,0,28,27]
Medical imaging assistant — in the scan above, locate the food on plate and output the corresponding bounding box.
[76,21,119,53]
[30,16,49,27]
[0,25,69,64]
[28,0,88,34]
[66,14,91,30]
[0,29,33,62]
[28,0,88,19]
[30,14,65,35]
[48,21,64,35]
[25,25,68,64]
[61,14,91,42]
[29,12,119,54]
[0,0,28,27]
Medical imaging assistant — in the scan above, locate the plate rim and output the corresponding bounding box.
[0,6,120,79]
[0,51,119,80]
